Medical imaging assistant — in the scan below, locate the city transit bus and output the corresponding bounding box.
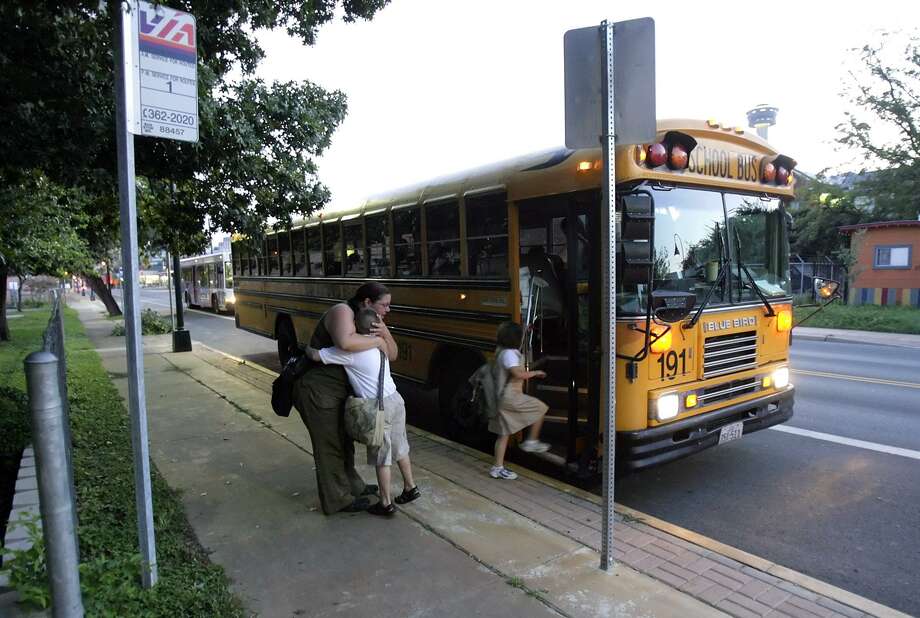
[179,252,235,313]
[231,119,796,474]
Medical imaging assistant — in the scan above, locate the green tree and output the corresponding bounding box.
[0,0,388,313]
[789,178,866,260]
[837,30,920,221]
[0,173,92,341]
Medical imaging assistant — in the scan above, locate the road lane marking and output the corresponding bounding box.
[792,368,920,390]
[769,425,920,461]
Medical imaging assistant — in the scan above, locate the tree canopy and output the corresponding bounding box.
[836,30,920,221]
[0,0,389,315]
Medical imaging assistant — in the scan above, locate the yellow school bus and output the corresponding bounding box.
[231,118,796,473]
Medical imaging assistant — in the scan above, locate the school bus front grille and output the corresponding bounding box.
[698,376,759,405]
[703,331,757,379]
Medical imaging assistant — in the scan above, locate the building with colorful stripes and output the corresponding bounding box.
[839,220,920,307]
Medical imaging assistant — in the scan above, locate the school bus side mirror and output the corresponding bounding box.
[814,278,840,300]
[651,290,696,323]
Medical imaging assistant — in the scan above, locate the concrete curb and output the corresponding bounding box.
[187,343,911,618]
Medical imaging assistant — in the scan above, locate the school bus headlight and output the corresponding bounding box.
[776,309,792,332]
[772,367,790,389]
[655,394,679,421]
[650,327,672,354]
[684,393,698,408]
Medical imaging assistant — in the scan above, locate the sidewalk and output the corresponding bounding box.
[793,326,920,349]
[67,297,906,617]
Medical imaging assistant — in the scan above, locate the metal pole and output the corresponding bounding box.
[24,351,84,618]
[171,252,192,352]
[114,0,158,587]
[165,251,175,331]
[600,20,618,571]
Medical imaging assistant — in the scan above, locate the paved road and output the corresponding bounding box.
[113,288,920,615]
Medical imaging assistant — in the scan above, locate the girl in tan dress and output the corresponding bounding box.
[488,321,550,480]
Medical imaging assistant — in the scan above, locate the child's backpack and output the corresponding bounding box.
[466,358,508,424]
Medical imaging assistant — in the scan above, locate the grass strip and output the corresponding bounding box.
[1,306,244,616]
[794,303,920,334]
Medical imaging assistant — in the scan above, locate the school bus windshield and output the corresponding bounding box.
[617,184,790,315]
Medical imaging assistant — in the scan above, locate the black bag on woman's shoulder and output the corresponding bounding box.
[271,352,312,417]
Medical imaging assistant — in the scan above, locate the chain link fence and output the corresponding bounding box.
[790,256,848,304]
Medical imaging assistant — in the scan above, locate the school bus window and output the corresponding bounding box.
[366,212,390,277]
[465,193,508,278]
[250,240,260,276]
[232,243,242,276]
[344,220,366,277]
[306,225,322,276]
[425,200,461,276]
[725,194,790,302]
[323,221,342,276]
[393,206,421,276]
[278,230,292,276]
[266,233,280,276]
[292,228,307,276]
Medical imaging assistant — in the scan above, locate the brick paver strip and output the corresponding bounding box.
[199,349,896,618]
[405,431,871,618]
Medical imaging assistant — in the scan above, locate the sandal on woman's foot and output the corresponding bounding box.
[394,486,421,505]
[368,502,396,517]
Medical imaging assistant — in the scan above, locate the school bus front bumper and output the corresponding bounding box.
[618,386,794,471]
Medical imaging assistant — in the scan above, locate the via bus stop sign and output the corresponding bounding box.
[564,18,656,148]
[132,1,199,142]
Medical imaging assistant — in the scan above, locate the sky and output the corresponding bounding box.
[254,0,919,215]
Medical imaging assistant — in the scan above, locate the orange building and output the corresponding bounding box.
[839,220,920,306]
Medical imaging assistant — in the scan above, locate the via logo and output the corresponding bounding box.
[138,2,196,62]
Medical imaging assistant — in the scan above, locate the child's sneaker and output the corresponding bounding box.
[490,466,518,480]
[520,439,551,453]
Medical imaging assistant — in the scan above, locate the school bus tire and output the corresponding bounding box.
[276,315,298,365]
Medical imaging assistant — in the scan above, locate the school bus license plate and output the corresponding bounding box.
[718,421,743,445]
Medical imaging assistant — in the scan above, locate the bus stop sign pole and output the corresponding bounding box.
[114,0,199,587]
[564,18,655,572]
[114,0,157,587]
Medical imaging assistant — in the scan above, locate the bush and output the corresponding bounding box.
[19,298,47,309]
[0,386,30,455]
[111,308,172,336]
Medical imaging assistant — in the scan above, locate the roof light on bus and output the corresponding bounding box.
[459,293,467,300]
[707,119,720,128]
[634,144,647,165]
[650,325,672,354]
[776,166,790,186]
[669,144,689,170]
[647,143,667,167]
[761,162,776,183]
[734,127,745,134]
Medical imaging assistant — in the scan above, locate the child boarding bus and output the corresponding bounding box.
[179,252,235,313]
[231,119,797,474]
